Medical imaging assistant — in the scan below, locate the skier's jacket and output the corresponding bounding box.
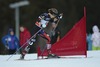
[35,13,61,44]
[35,13,61,28]
[2,29,19,50]
[20,28,31,48]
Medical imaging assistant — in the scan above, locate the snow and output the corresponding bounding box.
[0,51,100,67]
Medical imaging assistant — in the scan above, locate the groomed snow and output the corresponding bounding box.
[0,51,100,67]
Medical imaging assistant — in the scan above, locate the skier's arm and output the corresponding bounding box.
[52,13,63,24]
[36,13,49,28]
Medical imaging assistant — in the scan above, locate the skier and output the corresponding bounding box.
[35,8,63,58]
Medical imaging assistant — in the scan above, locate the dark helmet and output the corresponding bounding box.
[48,8,58,15]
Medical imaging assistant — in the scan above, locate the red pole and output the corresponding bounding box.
[84,6,87,58]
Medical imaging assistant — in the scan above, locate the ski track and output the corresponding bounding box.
[0,51,100,67]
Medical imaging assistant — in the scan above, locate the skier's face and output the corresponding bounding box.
[49,13,56,18]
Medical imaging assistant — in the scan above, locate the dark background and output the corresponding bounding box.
[0,0,100,54]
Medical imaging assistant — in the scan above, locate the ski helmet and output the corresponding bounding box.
[48,8,58,15]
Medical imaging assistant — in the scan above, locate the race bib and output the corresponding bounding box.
[41,20,48,28]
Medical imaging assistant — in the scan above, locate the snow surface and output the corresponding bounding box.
[0,51,100,67]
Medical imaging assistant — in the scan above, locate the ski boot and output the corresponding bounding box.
[20,54,25,60]
[47,54,60,59]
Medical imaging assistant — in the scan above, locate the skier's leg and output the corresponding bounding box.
[47,44,52,54]
[42,33,52,55]
[20,48,25,59]
[28,38,36,45]
[43,33,60,58]
[20,45,30,59]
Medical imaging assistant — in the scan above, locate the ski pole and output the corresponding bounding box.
[6,27,42,61]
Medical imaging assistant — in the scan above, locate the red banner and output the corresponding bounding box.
[37,7,87,57]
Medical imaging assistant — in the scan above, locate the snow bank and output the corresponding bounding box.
[0,51,100,67]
